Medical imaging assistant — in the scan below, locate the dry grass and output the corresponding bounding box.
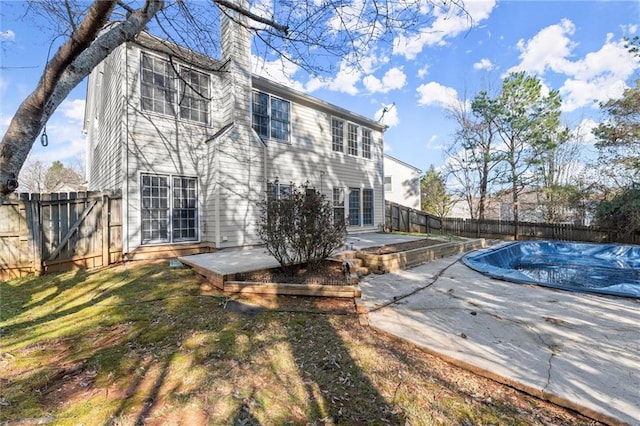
[0,261,600,425]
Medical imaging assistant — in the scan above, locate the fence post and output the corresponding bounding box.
[28,193,43,275]
[102,194,110,266]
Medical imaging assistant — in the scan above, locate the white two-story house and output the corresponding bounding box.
[84,10,386,257]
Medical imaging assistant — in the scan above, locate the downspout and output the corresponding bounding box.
[123,44,130,255]
[215,141,220,247]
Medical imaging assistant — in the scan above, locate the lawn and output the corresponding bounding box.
[0,261,599,425]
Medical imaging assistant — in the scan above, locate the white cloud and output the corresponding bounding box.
[473,58,494,71]
[59,99,86,122]
[252,56,305,92]
[621,24,638,35]
[572,118,598,145]
[416,81,463,110]
[374,103,399,127]
[508,20,640,112]
[508,18,576,75]
[559,37,637,112]
[393,0,496,60]
[326,62,362,95]
[427,134,439,149]
[417,64,430,79]
[0,30,15,42]
[363,67,406,93]
[12,99,88,165]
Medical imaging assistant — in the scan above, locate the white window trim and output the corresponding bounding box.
[331,117,373,160]
[140,172,200,245]
[139,51,211,126]
[252,91,291,143]
[346,186,375,227]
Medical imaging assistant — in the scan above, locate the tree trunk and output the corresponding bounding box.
[0,0,164,195]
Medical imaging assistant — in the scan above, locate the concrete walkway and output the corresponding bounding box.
[358,254,640,426]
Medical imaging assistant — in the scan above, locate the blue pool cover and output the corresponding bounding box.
[462,241,640,298]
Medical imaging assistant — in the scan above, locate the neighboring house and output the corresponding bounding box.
[84,10,386,256]
[448,189,594,225]
[383,155,421,210]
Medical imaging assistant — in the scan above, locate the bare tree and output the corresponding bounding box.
[18,158,84,193]
[18,160,48,193]
[0,0,467,195]
[445,94,501,220]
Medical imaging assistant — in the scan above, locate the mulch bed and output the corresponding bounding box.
[359,238,444,255]
[234,260,349,286]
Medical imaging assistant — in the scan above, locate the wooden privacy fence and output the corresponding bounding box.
[0,191,122,278]
[385,201,640,245]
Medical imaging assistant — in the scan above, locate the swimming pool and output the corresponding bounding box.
[462,241,640,298]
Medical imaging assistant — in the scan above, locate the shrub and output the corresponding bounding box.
[594,186,640,240]
[257,182,347,272]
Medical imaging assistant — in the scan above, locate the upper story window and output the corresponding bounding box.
[331,116,372,159]
[252,91,290,142]
[348,123,358,156]
[180,68,210,124]
[140,53,210,124]
[141,54,176,116]
[384,176,392,192]
[332,118,344,152]
[362,128,372,159]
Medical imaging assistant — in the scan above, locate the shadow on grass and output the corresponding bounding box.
[0,262,402,424]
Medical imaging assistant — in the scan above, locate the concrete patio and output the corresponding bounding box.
[358,253,640,425]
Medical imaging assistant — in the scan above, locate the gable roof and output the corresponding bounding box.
[384,154,422,173]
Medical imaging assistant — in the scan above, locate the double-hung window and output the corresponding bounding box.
[362,128,372,159]
[252,91,290,142]
[384,176,392,192]
[348,123,358,156]
[332,118,373,159]
[347,187,374,226]
[141,174,198,244]
[348,188,360,226]
[266,182,292,201]
[332,118,344,152]
[332,187,345,225]
[179,68,210,124]
[140,53,210,124]
[362,189,374,225]
[141,54,176,116]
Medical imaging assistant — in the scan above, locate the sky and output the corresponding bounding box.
[0,0,639,176]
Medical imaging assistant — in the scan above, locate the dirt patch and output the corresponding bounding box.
[234,259,349,285]
[360,238,444,255]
